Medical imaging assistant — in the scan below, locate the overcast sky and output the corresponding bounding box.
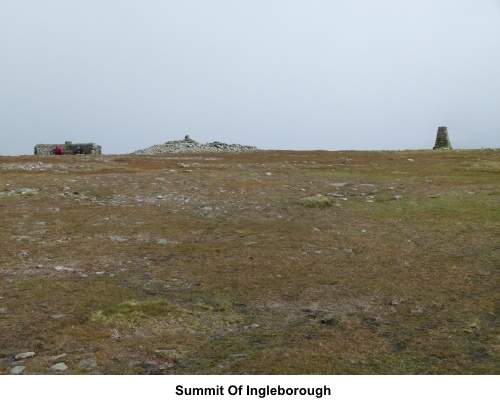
[1,0,499,155]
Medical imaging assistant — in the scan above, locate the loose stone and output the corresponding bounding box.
[78,358,97,369]
[155,349,179,360]
[11,366,26,375]
[15,352,35,360]
[109,235,127,242]
[50,354,67,360]
[50,362,68,371]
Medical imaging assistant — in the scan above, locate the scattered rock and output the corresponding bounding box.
[54,266,76,272]
[15,351,35,360]
[243,323,260,330]
[344,248,354,254]
[109,235,127,242]
[50,362,68,371]
[50,354,67,360]
[331,182,348,187]
[0,307,7,313]
[19,188,40,195]
[155,349,180,360]
[11,366,26,374]
[389,300,399,306]
[78,358,97,369]
[393,195,403,200]
[51,313,65,319]
[411,308,424,315]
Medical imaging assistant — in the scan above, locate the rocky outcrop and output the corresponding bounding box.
[133,135,257,154]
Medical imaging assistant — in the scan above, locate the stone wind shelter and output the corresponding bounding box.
[34,141,102,155]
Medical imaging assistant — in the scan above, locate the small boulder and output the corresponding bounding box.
[50,362,68,371]
[11,366,26,375]
[78,358,97,369]
[15,352,35,360]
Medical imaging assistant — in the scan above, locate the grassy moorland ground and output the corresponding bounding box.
[0,149,498,374]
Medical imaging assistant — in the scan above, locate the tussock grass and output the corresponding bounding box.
[298,195,337,208]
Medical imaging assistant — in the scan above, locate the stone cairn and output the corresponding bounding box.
[34,141,102,155]
[433,127,452,150]
[133,135,258,154]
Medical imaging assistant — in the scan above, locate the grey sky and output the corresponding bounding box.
[1,0,499,155]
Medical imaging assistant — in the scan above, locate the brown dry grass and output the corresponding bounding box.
[0,149,498,374]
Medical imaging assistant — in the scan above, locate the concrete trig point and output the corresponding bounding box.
[433,127,452,150]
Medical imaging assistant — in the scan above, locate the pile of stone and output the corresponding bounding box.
[133,135,257,154]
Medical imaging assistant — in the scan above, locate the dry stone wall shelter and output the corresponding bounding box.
[433,127,452,150]
[34,141,102,155]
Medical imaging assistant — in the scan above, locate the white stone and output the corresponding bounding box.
[51,362,68,371]
[11,366,26,374]
[15,351,35,360]
[78,358,97,369]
